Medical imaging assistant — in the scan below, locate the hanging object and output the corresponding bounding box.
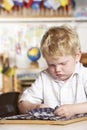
[3,0,14,11]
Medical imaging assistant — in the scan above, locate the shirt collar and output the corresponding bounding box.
[73,62,82,76]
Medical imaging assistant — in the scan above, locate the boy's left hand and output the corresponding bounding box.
[54,104,76,119]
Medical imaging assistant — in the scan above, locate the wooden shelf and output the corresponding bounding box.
[0,17,87,23]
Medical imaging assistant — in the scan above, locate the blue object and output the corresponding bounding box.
[27,47,41,61]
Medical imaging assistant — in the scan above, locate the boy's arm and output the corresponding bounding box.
[54,102,87,119]
[18,100,49,114]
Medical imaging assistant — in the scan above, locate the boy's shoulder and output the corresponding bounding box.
[80,63,87,71]
[40,68,49,75]
[77,62,87,76]
[39,68,53,79]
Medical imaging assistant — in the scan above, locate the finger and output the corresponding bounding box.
[55,111,65,117]
[54,107,63,114]
[54,109,63,116]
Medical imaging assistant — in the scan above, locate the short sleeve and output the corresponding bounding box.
[84,80,87,96]
[19,73,44,104]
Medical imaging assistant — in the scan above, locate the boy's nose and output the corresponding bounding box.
[55,65,61,72]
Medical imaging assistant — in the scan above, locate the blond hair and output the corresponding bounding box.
[40,25,81,58]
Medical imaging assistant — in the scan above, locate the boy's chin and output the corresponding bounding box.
[54,76,69,81]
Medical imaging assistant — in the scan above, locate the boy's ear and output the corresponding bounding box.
[76,51,81,62]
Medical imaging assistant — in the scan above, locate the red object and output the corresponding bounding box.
[24,0,33,7]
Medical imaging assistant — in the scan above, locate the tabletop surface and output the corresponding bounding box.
[0,120,87,130]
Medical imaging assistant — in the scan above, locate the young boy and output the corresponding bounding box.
[18,25,87,119]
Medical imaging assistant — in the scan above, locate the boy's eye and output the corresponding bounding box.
[61,62,66,65]
[48,64,55,67]
[48,62,67,67]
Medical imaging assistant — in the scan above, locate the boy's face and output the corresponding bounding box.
[46,54,81,81]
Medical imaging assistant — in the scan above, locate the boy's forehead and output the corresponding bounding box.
[46,55,73,64]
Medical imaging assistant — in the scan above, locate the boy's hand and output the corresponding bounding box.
[37,104,49,108]
[54,104,76,119]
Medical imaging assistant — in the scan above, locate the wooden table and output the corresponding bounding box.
[0,120,87,130]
